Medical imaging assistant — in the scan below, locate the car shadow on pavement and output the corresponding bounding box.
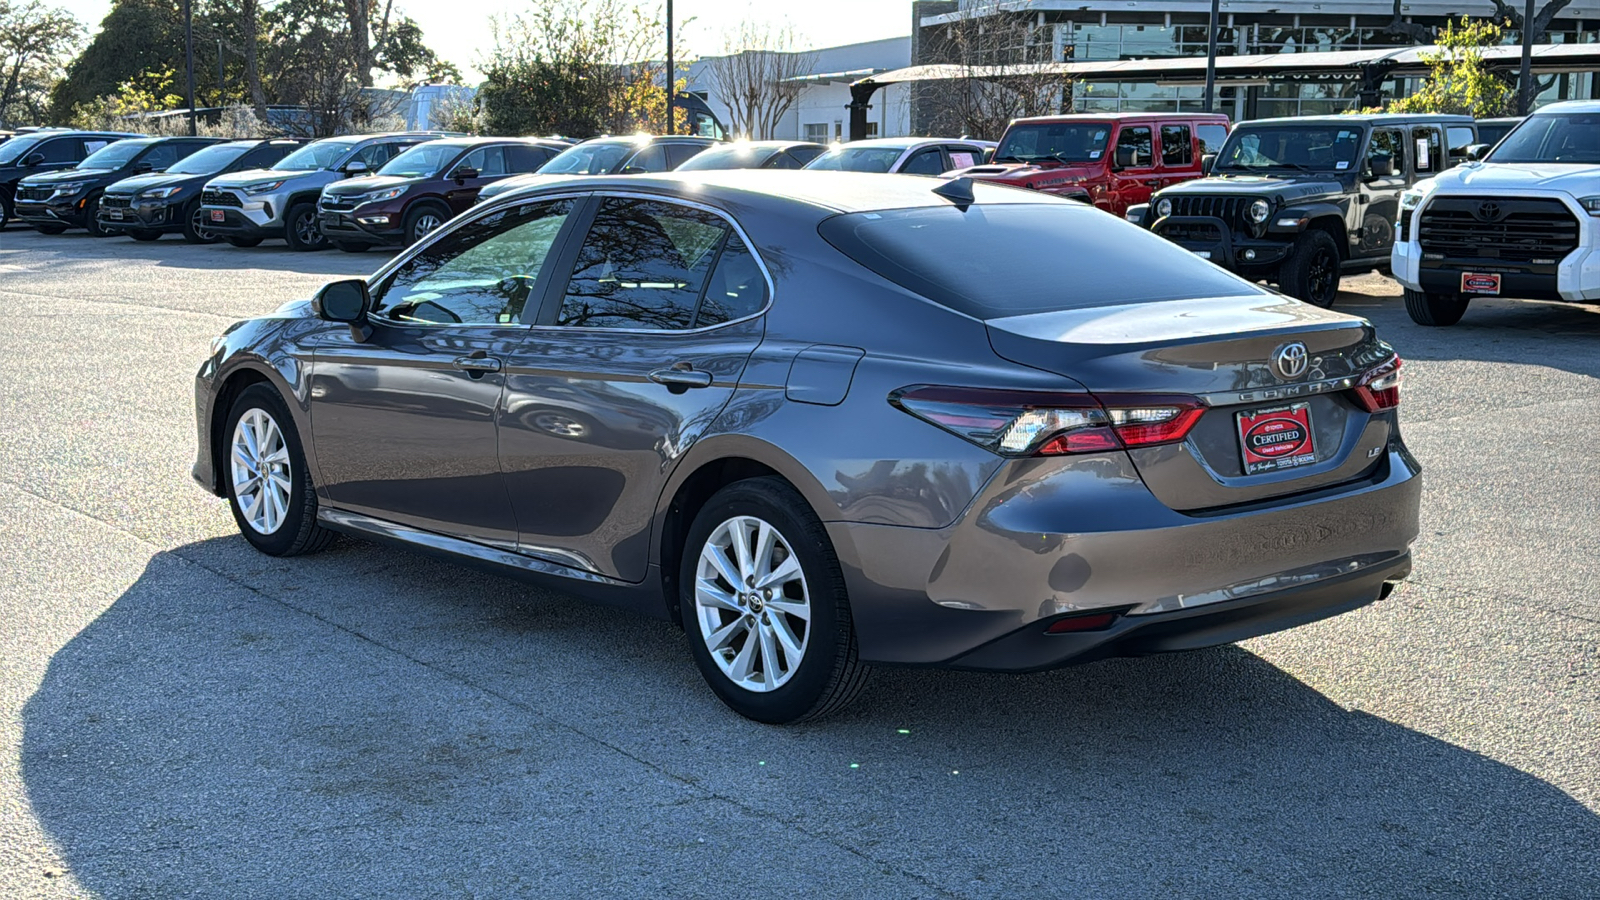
[0,229,382,279]
[22,535,1600,897]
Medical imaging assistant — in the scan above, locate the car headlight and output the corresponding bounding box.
[48,182,87,196]
[242,180,284,195]
[1247,199,1270,224]
[1580,197,1600,217]
[1400,190,1425,212]
[1155,198,1172,218]
[140,186,184,199]
[362,187,406,204]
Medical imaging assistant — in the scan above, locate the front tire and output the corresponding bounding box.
[34,224,66,235]
[83,195,113,237]
[404,203,448,245]
[1404,288,1470,326]
[226,236,263,248]
[284,201,327,251]
[1278,230,1341,307]
[223,384,336,557]
[680,478,869,723]
[182,201,220,244]
[127,228,162,242]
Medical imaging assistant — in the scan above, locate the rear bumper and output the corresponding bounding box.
[831,446,1421,669]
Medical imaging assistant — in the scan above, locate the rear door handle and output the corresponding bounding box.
[649,365,713,390]
[454,355,502,374]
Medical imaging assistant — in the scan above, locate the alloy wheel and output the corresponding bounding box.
[229,408,292,535]
[412,212,444,241]
[190,206,216,241]
[293,211,321,247]
[693,515,811,693]
[1308,247,1336,304]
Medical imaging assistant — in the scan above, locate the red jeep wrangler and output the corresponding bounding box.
[947,113,1231,217]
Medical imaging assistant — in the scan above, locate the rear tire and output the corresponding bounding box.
[284,201,327,251]
[226,236,263,248]
[1404,288,1469,326]
[680,477,870,724]
[222,384,336,557]
[128,228,162,241]
[1278,229,1342,307]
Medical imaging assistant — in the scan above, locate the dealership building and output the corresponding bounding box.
[908,0,1600,123]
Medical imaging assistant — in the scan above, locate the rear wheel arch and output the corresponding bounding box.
[655,450,843,626]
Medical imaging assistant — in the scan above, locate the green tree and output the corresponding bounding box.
[0,0,83,126]
[1386,17,1513,118]
[48,0,182,122]
[478,0,686,138]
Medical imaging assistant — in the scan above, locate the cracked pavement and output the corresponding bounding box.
[1,232,1596,898]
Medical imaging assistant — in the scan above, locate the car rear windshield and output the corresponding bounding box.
[994,123,1111,163]
[1489,112,1600,164]
[818,203,1262,319]
[274,139,355,171]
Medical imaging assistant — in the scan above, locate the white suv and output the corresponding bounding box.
[1392,100,1600,325]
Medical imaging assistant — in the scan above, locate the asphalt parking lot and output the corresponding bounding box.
[1,229,1597,899]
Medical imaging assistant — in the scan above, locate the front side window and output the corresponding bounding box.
[626,145,669,172]
[0,134,47,164]
[168,144,251,175]
[1115,126,1153,168]
[1367,129,1404,174]
[138,142,184,171]
[460,146,507,177]
[370,199,574,326]
[379,143,458,178]
[1220,125,1364,172]
[557,198,747,330]
[1446,126,1476,159]
[1161,125,1193,166]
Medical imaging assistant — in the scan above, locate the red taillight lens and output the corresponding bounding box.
[1045,611,1119,633]
[890,386,1204,457]
[1352,356,1403,413]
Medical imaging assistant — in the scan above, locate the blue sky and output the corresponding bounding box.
[54,0,913,81]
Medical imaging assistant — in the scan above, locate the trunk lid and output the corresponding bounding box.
[986,295,1396,510]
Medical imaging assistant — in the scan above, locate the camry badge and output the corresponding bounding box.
[1271,342,1309,380]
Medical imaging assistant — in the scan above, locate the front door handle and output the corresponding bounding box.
[1144,179,1161,187]
[454,355,502,375]
[649,365,713,391]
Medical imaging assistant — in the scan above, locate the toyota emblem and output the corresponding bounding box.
[1476,201,1502,221]
[1272,342,1309,380]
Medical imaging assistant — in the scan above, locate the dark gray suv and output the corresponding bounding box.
[193,171,1420,723]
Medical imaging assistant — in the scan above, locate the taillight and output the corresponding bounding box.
[890,386,1204,457]
[1352,356,1403,413]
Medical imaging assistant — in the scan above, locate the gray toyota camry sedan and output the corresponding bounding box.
[192,170,1420,723]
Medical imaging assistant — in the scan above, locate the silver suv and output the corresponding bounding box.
[199,132,453,250]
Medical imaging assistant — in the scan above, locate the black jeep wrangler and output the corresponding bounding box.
[1127,113,1477,306]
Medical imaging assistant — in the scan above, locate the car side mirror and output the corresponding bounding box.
[314,279,373,340]
[22,153,44,167]
[1367,156,1395,179]
[1465,143,1490,161]
[1200,153,1216,175]
[1113,145,1136,169]
[342,160,368,176]
[452,166,478,183]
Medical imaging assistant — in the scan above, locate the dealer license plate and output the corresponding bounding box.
[1237,402,1317,475]
[1461,272,1501,295]
[105,209,123,219]
[210,209,225,222]
[1192,250,1212,259]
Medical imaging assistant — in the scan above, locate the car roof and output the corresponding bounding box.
[1531,100,1600,115]
[507,169,1069,216]
[1011,112,1229,124]
[827,137,993,152]
[1241,114,1475,126]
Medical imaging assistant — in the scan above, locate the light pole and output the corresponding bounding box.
[665,0,674,135]
[1203,0,1220,113]
[1518,0,1535,115]
[183,0,197,135]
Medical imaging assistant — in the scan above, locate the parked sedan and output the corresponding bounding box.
[803,137,995,175]
[675,140,826,171]
[193,171,1419,723]
[99,139,304,243]
[474,134,717,205]
[317,137,568,249]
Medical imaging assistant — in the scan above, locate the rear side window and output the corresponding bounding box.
[239,143,294,168]
[508,144,554,172]
[1161,125,1193,166]
[557,198,738,330]
[629,145,668,172]
[1196,124,1228,155]
[36,139,80,163]
[819,203,1262,319]
[947,147,980,169]
[664,143,704,169]
[900,149,946,175]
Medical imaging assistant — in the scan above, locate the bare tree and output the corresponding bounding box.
[705,22,816,140]
[1378,0,1435,44]
[1488,0,1575,43]
[917,0,1069,140]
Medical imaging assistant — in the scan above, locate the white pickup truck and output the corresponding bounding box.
[1392,100,1600,325]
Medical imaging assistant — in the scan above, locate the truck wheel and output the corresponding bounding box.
[1404,288,1469,326]
[1278,230,1341,308]
[284,201,327,251]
